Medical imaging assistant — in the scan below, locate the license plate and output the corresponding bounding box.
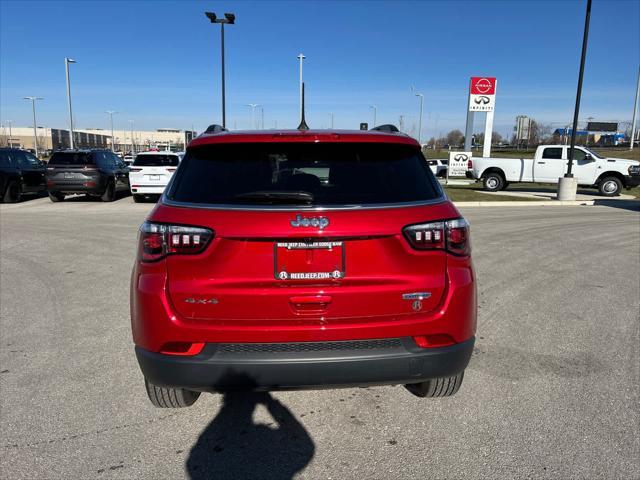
[64,172,78,179]
[149,175,161,181]
[274,241,345,280]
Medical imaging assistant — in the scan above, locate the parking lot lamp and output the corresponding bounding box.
[415,93,424,144]
[106,111,117,151]
[129,120,135,154]
[370,105,377,127]
[205,12,235,128]
[65,58,76,149]
[329,113,334,129]
[630,66,639,151]
[23,96,43,157]
[559,0,591,201]
[246,104,259,129]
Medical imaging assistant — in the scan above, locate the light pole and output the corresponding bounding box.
[65,58,76,149]
[415,92,424,144]
[246,104,259,129]
[630,66,639,151]
[559,0,591,201]
[23,97,43,157]
[329,113,334,129]
[259,105,264,129]
[297,53,305,124]
[204,12,236,128]
[129,119,135,154]
[370,105,377,127]
[106,111,117,151]
[7,120,12,147]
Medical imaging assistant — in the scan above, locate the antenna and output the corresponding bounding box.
[297,82,309,131]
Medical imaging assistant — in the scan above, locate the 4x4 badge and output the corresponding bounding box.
[290,214,329,229]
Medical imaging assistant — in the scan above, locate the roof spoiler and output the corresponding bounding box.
[203,124,228,134]
[370,124,400,133]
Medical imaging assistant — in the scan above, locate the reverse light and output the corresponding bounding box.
[403,218,471,256]
[138,221,214,262]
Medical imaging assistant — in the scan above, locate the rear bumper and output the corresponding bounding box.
[131,185,167,194]
[135,336,475,392]
[465,171,476,179]
[47,180,106,194]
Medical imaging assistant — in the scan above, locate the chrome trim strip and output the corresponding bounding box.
[402,292,432,300]
[160,194,449,212]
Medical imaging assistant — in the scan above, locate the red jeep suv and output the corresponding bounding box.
[131,126,476,407]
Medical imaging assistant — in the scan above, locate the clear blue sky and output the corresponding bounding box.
[1,0,639,139]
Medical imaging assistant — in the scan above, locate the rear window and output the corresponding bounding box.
[168,142,441,206]
[133,154,180,167]
[49,152,94,165]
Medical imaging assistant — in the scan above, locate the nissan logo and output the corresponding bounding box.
[290,214,329,229]
[474,78,493,93]
[474,96,491,105]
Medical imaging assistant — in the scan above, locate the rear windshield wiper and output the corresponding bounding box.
[234,191,314,204]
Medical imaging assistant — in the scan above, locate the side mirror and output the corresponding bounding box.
[585,153,594,161]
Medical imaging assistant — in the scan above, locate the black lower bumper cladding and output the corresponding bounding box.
[136,337,475,392]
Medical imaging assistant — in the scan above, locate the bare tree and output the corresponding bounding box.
[446,129,464,147]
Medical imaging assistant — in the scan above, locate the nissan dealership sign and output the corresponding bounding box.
[468,76,496,112]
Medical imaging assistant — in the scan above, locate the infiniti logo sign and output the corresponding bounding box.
[454,154,469,161]
[290,214,329,229]
[474,95,490,105]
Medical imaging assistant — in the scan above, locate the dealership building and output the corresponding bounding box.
[0,126,196,154]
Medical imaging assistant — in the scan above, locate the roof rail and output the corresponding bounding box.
[203,124,228,134]
[370,124,400,133]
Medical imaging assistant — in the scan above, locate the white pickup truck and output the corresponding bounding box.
[466,145,640,196]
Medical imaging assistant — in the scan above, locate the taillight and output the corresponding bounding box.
[403,218,471,256]
[138,221,214,262]
[467,158,473,169]
[167,168,177,172]
[130,167,143,172]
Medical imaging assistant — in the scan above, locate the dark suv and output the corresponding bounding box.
[46,150,130,202]
[0,148,47,203]
[131,127,476,408]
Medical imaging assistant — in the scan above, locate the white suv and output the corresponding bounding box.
[129,151,183,202]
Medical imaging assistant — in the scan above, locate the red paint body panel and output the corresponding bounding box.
[130,130,476,355]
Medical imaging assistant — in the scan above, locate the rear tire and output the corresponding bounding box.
[483,173,504,192]
[133,194,143,203]
[101,180,115,202]
[598,176,622,197]
[144,378,201,408]
[3,181,21,203]
[48,191,65,202]
[405,371,464,398]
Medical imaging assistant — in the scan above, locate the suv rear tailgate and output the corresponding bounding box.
[156,202,458,324]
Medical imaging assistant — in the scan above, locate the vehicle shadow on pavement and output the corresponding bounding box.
[592,199,640,211]
[186,387,315,480]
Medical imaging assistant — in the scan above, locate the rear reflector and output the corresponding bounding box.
[138,221,214,262]
[159,342,205,356]
[413,334,455,348]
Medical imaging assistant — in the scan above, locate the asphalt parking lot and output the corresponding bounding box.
[1,196,638,479]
